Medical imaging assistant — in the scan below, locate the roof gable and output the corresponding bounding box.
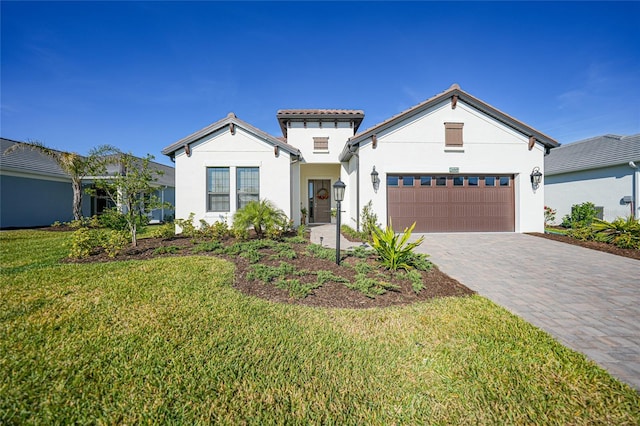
[340,84,559,161]
[276,109,364,138]
[545,134,640,175]
[162,113,300,159]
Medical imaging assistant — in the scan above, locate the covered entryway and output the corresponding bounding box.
[387,174,515,232]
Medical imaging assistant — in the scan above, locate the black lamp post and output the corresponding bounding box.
[333,178,346,265]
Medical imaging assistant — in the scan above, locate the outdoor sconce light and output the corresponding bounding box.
[333,178,346,265]
[371,166,380,193]
[530,167,543,189]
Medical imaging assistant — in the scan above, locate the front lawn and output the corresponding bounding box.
[1,230,638,424]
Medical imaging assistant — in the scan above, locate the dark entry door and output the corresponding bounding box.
[309,179,331,223]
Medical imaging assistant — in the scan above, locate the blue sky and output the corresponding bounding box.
[2,1,639,166]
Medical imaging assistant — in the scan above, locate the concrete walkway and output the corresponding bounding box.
[309,225,640,390]
[417,233,640,391]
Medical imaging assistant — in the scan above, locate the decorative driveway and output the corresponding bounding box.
[415,233,640,391]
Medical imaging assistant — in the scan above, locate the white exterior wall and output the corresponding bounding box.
[344,100,546,232]
[173,126,292,228]
[545,165,636,223]
[287,121,354,163]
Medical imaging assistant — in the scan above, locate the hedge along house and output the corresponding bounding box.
[1,137,175,228]
[163,84,558,233]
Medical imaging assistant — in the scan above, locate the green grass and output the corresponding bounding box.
[1,230,639,424]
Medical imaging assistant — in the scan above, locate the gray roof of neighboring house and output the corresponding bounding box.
[1,138,175,187]
[162,112,301,158]
[1,137,70,179]
[340,84,559,162]
[276,109,365,138]
[544,134,640,176]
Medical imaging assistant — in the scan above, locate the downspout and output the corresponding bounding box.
[348,143,360,232]
[630,161,639,219]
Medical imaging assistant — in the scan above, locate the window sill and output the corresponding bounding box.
[313,150,330,154]
[444,147,465,153]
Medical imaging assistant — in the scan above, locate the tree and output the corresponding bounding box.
[90,152,171,247]
[233,199,288,238]
[3,140,118,221]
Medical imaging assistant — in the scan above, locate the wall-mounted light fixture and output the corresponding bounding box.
[530,167,543,189]
[371,166,380,193]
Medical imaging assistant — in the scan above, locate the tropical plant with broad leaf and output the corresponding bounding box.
[591,216,640,249]
[371,220,425,271]
[233,199,288,239]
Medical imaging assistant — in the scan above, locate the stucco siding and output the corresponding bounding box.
[287,122,354,164]
[173,126,293,227]
[545,165,635,223]
[345,100,546,232]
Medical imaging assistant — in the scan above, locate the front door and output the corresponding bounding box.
[308,179,331,223]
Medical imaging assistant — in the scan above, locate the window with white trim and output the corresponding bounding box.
[207,167,230,212]
[237,167,259,209]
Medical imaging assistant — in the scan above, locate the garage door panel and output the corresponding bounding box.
[388,175,514,232]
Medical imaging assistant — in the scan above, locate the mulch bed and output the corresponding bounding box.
[61,232,475,309]
[528,232,640,261]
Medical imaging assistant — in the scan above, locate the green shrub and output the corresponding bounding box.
[275,278,319,299]
[68,227,100,259]
[361,201,379,241]
[346,274,399,298]
[192,241,224,253]
[592,217,640,249]
[240,248,262,263]
[153,246,180,255]
[284,235,307,244]
[341,224,366,241]
[371,221,425,271]
[104,230,130,258]
[175,213,198,237]
[316,270,349,286]
[561,202,598,228]
[406,253,432,271]
[567,226,595,241]
[247,262,300,283]
[150,222,176,239]
[348,245,370,259]
[233,200,288,239]
[306,243,336,261]
[406,269,424,294]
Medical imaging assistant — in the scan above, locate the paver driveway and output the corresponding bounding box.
[415,233,640,391]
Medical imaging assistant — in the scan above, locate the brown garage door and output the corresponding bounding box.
[387,175,515,232]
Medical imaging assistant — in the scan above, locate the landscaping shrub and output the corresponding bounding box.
[103,230,130,258]
[175,213,198,237]
[341,224,366,241]
[592,216,640,249]
[361,200,379,241]
[233,199,288,239]
[346,274,398,298]
[561,202,598,228]
[192,241,224,254]
[406,269,424,294]
[306,243,336,261]
[566,226,595,241]
[544,205,557,226]
[68,227,101,259]
[150,222,175,239]
[153,246,180,255]
[371,221,425,271]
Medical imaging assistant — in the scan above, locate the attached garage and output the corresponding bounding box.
[387,174,515,232]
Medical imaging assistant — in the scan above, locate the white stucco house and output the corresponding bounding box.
[544,134,640,222]
[162,84,559,233]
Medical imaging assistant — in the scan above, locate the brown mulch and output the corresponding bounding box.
[61,232,474,309]
[528,232,640,261]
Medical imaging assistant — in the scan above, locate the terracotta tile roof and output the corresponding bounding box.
[277,109,364,116]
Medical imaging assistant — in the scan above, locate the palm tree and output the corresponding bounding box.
[3,140,120,221]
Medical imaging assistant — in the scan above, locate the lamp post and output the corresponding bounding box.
[333,178,346,265]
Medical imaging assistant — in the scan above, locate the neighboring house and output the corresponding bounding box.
[162,84,558,233]
[0,138,175,228]
[544,134,640,222]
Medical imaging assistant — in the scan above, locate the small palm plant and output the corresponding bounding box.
[591,216,640,249]
[233,199,288,239]
[371,220,425,271]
